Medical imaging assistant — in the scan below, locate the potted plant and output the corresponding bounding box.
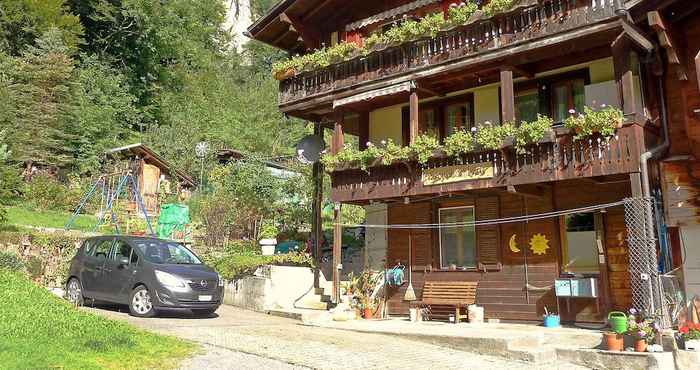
[444,128,475,157]
[475,121,517,151]
[353,270,380,319]
[515,114,555,153]
[627,308,661,352]
[564,105,624,140]
[679,321,700,351]
[259,220,279,256]
[603,331,625,352]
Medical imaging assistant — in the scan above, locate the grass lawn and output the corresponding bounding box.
[0,269,196,369]
[4,206,98,232]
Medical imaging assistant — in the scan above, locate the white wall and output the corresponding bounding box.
[364,203,388,270]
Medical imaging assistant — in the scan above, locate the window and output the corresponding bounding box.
[92,239,114,260]
[83,240,95,256]
[421,108,439,138]
[135,240,202,265]
[439,207,476,269]
[561,213,600,274]
[552,78,585,123]
[111,240,137,264]
[445,102,473,136]
[515,89,539,123]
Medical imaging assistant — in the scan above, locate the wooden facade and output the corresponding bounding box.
[247,0,700,322]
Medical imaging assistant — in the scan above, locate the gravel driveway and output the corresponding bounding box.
[87,305,590,370]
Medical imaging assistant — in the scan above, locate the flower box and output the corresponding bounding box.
[686,339,700,351]
[538,130,556,144]
[500,136,516,149]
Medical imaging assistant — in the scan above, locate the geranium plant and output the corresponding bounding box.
[409,134,440,164]
[679,322,700,341]
[564,105,623,140]
[475,121,517,151]
[380,139,411,165]
[444,128,474,156]
[515,114,554,153]
[627,308,661,344]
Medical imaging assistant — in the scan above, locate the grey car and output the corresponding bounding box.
[66,235,223,317]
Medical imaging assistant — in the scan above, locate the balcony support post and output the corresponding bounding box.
[500,69,516,123]
[410,89,419,144]
[359,111,370,150]
[332,202,342,304]
[612,35,645,123]
[332,109,345,155]
[311,122,324,290]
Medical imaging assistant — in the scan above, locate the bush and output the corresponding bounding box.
[22,175,84,211]
[476,121,517,150]
[0,251,24,271]
[444,129,474,156]
[211,250,314,280]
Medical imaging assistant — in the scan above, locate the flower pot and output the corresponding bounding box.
[363,307,372,319]
[500,136,516,149]
[634,339,648,352]
[543,314,560,328]
[432,148,448,159]
[604,332,624,352]
[538,130,556,144]
[260,238,277,256]
[685,339,700,351]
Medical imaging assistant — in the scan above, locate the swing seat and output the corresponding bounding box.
[412,281,478,323]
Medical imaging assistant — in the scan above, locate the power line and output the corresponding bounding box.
[340,199,628,229]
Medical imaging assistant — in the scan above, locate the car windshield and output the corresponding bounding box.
[135,240,202,265]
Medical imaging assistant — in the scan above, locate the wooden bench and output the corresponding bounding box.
[413,281,478,323]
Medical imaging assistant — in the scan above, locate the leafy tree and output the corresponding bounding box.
[0,0,84,55]
[0,131,22,203]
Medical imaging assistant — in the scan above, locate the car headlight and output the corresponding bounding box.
[155,270,186,288]
[218,274,225,287]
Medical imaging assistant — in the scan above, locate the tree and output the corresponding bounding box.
[0,0,83,55]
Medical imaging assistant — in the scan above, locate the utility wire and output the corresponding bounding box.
[339,199,629,229]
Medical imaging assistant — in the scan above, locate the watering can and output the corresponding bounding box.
[607,311,628,334]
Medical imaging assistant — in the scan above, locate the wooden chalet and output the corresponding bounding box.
[248,0,698,323]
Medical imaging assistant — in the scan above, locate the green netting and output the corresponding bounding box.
[157,203,190,239]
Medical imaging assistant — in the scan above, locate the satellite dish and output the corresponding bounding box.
[296,135,325,164]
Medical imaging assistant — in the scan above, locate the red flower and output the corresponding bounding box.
[680,326,690,334]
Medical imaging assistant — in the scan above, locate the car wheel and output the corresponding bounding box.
[66,278,84,306]
[191,308,217,317]
[129,286,156,318]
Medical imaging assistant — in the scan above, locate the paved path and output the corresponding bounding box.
[88,305,591,370]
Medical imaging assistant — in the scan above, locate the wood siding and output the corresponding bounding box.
[383,179,632,321]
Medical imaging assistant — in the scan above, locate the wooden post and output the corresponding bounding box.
[331,110,345,155]
[612,35,642,123]
[359,111,370,150]
[332,202,342,303]
[695,51,700,92]
[500,69,516,123]
[312,123,324,289]
[409,90,419,144]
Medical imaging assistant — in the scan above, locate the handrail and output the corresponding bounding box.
[279,0,618,105]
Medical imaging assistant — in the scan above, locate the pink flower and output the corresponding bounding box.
[568,109,576,114]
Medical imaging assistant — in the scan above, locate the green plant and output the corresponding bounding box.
[272,41,361,76]
[409,134,441,164]
[0,251,24,271]
[380,139,411,165]
[680,322,700,341]
[447,2,479,27]
[444,128,474,156]
[476,121,517,150]
[564,106,623,139]
[210,250,314,280]
[627,308,660,344]
[259,220,279,240]
[351,269,381,310]
[515,114,554,153]
[482,0,517,16]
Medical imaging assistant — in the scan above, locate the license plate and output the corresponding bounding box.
[198,295,212,301]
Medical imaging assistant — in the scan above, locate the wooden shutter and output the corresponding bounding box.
[476,196,500,266]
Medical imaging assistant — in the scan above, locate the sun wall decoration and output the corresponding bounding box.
[529,233,549,255]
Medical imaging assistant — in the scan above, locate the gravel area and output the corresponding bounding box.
[87,305,592,370]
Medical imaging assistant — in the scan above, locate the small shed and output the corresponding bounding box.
[105,143,196,215]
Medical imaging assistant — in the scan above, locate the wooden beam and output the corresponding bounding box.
[331,110,345,155]
[696,51,700,92]
[332,203,342,303]
[409,90,419,144]
[612,35,644,123]
[359,111,369,150]
[280,12,320,50]
[621,19,655,53]
[500,69,515,123]
[506,185,545,200]
[647,10,688,81]
[509,64,535,79]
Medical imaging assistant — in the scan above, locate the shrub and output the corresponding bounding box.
[211,250,314,280]
[22,175,84,211]
[515,114,554,153]
[476,121,517,150]
[259,219,279,240]
[380,139,411,165]
[0,251,24,271]
[444,129,474,156]
[564,106,623,140]
[447,2,479,27]
[409,134,440,164]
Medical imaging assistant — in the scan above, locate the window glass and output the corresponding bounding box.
[111,240,136,264]
[135,240,202,265]
[562,213,599,274]
[92,239,113,260]
[552,78,585,122]
[439,207,476,269]
[421,108,439,138]
[83,240,96,256]
[446,103,472,136]
[516,90,539,123]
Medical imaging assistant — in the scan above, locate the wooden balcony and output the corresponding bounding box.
[330,124,644,203]
[280,0,619,108]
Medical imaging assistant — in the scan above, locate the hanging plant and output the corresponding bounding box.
[514,114,554,153]
[380,139,411,165]
[564,105,624,140]
[443,128,475,156]
[409,135,441,164]
[475,121,517,151]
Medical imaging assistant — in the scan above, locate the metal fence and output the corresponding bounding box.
[624,197,671,327]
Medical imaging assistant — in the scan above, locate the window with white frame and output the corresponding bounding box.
[439,206,476,269]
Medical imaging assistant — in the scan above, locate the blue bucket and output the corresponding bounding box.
[543,314,560,328]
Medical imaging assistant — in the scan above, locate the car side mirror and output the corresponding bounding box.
[118,256,129,266]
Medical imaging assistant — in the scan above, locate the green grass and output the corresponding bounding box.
[4,206,98,232]
[0,269,195,369]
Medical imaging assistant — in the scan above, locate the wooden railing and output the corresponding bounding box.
[280,0,618,106]
[330,124,643,203]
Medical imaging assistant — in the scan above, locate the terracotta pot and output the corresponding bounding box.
[363,307,372,319]
[604,332,624,352]
[634,339,648,352]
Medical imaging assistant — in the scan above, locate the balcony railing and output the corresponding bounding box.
[280,0,618,106]
[330,124,643,202]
